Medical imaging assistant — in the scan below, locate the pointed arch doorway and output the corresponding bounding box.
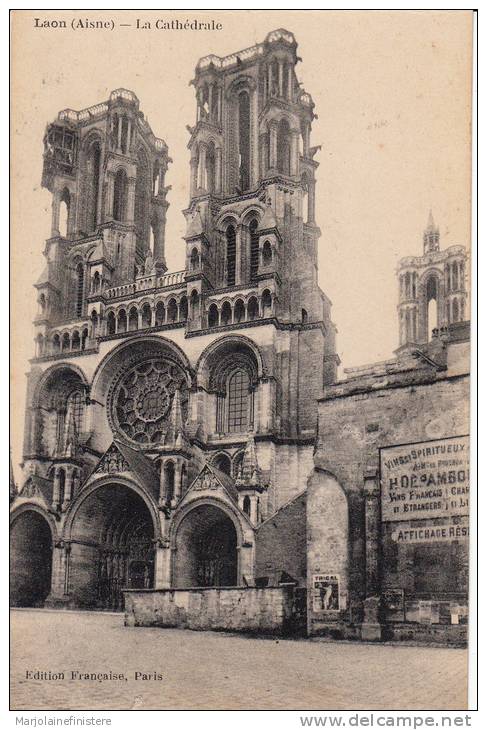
[173,503,239,588]
[67,482,157,610]
[10,509,53,607]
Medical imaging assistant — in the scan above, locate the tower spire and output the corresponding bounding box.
[423,210,440,253]
[235,432,262,488]
[166,388,187,446]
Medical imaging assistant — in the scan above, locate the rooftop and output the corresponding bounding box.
[196,29,297,73]
[55,88,167,153]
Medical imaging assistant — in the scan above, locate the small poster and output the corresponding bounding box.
[312,574,340,612]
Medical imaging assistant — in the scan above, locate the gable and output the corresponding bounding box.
[183,463,238,505]
[94,442,130,475]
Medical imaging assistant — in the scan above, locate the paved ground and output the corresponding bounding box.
[10,609,467,711]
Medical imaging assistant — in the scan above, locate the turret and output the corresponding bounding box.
[397,213,468,348]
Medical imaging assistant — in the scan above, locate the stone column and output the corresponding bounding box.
[61,466,73,512]
[235,224,244,285]
[158,463,165,507]
[215,147,222,193]
[174,461,183,504]
[46,540,71,606]
[238,541,255,586]
[259,132,267,178]
[117,115,123,152]
[52,467,61,511]
[269,121,278,171]
[303,123,310,157]
[154,539,171,589]
[217,86,223,124]
[308,179,316,224]
[190,156,198,198]
[267,64,272,96]
[51,190,61,237]
[290,130,300,176]
[105,171,115,220]
[250,496,258,524]
[208,84,214,120]
[126,177,136,223]
[126,118,132,153]
[250,88,259,188]
[197,143,207,191]
[278,61,284,96]
[361,469,382,641]
[287,65,293,100]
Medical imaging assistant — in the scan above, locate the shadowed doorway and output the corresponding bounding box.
[174,504,238,588]
[69,483,155,610]
[10,511,53,607]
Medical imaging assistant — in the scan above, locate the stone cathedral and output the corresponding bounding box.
[10,30,470,643]
[11,30,336,613]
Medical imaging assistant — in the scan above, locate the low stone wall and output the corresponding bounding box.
[123,585,296,635]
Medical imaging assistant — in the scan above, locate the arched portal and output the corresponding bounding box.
[10,510,53,607]
[68,483,156,610]
[173,504,238,588]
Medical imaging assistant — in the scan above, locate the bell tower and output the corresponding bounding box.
[397,212,468,348]
[183,29,332,347]
[37,89,170,346]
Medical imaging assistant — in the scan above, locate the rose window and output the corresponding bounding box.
[111,358,188,445]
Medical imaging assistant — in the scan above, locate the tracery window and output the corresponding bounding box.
[111,357,188,445]
[113,169,127,222]
[107,312,116,335]
[228,369,250,433]
[67,390,85,434]
[238,92,251,191]
[59,188,70,238]
[277,119,291,175]
[249,218,259,281]
[86,142,101,232]
[190,248,200,271]
[211,348,257,435]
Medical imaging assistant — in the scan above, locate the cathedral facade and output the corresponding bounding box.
[10,30,469,643]
[10,30,336,612]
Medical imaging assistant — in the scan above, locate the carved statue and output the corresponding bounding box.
[144,250,155,275]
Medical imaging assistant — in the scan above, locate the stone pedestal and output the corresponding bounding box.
[361,596,383,641]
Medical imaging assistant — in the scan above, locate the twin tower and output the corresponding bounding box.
[36,29,332,361]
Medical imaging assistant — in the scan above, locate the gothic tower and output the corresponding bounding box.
[11,31,337,611]
[397,212,468,348]
[184,29,333,345]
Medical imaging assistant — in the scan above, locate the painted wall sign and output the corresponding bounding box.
[380,435,469,522]
[312,574,340,612]
[391,521,469,543]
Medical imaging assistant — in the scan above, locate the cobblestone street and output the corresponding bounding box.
[10,609,467,711]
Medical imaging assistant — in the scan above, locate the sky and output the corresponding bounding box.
[10,10,473,480]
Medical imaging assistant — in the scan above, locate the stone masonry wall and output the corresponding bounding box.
[124,585,296,634]
[255,492,306,587]
[311,360,469,641]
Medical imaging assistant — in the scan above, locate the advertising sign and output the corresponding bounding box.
[380,436,469,522]
[312,574,340,612]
